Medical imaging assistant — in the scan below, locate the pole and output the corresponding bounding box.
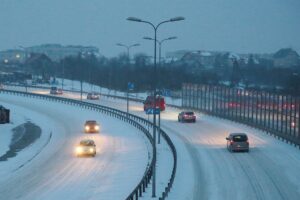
[158,110,161,144]
[80,80,83,101]
[152,26,157,198]
[127,85,129,116]
[62,59,64,90]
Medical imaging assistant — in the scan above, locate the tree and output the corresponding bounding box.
[230,59,242,86]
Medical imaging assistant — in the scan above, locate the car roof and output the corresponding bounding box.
[86,120,97,123]
[230,133,248,136]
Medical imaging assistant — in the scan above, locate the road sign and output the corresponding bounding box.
[145,108,160,115]
[162,89,171,97]
[128,82,134,91]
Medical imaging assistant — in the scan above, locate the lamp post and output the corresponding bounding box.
[143,36,177,144]
[116,43,140,60]
[127,16,184,197]
[116,43,140,115]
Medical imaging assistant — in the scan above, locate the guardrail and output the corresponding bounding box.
[0,89,155,200]
[4,84,178,200]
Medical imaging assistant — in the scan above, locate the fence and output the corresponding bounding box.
[182,83,300,146]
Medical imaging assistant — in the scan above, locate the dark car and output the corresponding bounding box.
[84,120,99,133]
[87,92,100,100]
[178,111,196,123]
[50,87,63,95]
[226,133,249,152]
[143,95,166,111]
[75,139,96,157]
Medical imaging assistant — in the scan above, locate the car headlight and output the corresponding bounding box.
[85,126,90,131]
[89,148,94,153]
[95,125,99,130]
[76,147,83,154]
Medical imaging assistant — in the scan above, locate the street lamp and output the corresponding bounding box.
[116,43,140,116]
[116,43,140,60]
[143,36,177,144]
[127,16,184,197]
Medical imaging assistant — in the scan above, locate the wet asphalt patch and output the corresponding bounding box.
[0,122,41,161]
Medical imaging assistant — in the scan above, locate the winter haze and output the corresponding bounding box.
[1,0,300,57]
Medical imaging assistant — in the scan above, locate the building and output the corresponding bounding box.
[0,49,26,64]
[273,48,300,68]
[25,44,100,61]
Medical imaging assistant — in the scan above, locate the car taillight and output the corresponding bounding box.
[230,141,234,145]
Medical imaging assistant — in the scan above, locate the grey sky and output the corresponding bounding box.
[1,0,300,57]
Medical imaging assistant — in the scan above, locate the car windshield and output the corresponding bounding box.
[79,140,94,146]
[232,135,248,142]
[185,112,194,115]
[86,121,97,124]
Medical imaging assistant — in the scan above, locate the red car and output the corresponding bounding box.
[143,95,166,111]
[178,111,196,123]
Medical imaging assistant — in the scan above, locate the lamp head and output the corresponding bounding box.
[170,16,185,22]
[127,17,142,22]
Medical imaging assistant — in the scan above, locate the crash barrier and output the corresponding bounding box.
[182,83,300,147]
[0,89,155,200]
[4,84,178,200]
[0,105,10,124]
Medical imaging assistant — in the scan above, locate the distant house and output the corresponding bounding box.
[180,51,216,69]
[273,48,300,68]
[0,49,26,64]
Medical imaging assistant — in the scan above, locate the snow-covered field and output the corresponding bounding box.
[0,93,150,200]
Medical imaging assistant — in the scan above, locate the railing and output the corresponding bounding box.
[0,89,155,200]
[182,83,300,147]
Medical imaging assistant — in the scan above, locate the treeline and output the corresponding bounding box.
[20,53,300,95]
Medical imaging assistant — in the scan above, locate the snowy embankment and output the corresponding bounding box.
[0,92,150,200]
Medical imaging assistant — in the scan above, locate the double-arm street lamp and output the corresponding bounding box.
[143,36,177,74]
[116,43,140,116]
[143,36,177,144]
[116,43,140,60]
[127,16,184,197]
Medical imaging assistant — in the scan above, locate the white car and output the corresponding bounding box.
[75,139,96,157]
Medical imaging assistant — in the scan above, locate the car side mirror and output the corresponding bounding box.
[226,137,229,140]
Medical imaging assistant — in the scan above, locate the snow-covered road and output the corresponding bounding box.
[4,85,300,200]
[0,93,150,200]
[97,95,300,200]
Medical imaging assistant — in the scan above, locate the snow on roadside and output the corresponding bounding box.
[0,98,57,180]
[0,92,152,200]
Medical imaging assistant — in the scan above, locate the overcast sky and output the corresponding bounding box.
[1,0,300,57]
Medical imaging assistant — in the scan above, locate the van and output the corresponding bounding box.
[143,95,166,111]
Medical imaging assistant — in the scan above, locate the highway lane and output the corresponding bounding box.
[97,95,300,200]
[0,94,149,200]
